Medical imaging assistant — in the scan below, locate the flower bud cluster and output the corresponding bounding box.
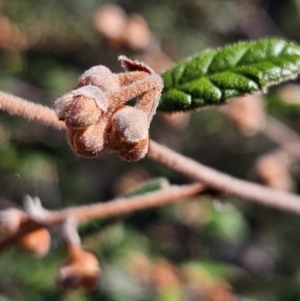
[55,56,163,161]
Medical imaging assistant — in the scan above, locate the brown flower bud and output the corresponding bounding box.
[0,208,26,235]
[115,137,149,162]
[55,86,108,127]
[17,228,51,257]
[77,66,120,92]
[111,106,148,142]
[109,106,149,161]
[57,244,100,290]
[66,122,107,157]
[67,95,101,128]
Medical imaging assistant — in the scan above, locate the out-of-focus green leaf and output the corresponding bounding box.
[182,260,233,280]
[0,142,18,170]
[159,38,300,111]
[206,203,249,242]
[122,177,170,198]
[98,224,149,261]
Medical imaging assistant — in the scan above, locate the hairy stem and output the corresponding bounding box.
[147,140,300,214]
[0,91,65,129]
[64,183,204,223]
[0,183,205,251]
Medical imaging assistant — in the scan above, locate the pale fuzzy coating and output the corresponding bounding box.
[112,106,148,142]
[117,137,149,161]
[135,77,163,122]
[55,86,108,124]
[77,66,120,93]
[72,85,109,112]
[55,92,74,120]
[67,96,101,128]
[67,122,107,157]
[107,73,163,121]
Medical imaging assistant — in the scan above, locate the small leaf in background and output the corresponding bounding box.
[122,177,170,198]
[97,223,149,262]
[159,38,300,111]
[0,142,18,170]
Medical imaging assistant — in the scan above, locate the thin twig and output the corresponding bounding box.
[60,183,204,222]
[0,183,205,251]
[147,140,300,214]
[0,91,65,129]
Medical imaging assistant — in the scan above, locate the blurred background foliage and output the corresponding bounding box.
[1,0,300,300]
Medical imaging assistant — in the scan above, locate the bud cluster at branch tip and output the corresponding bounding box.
[55,56,163,161]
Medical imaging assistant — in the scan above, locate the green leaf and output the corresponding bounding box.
[159,38,300,111]
[122,177,170,198]
[207,203,249,242]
